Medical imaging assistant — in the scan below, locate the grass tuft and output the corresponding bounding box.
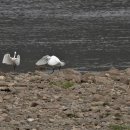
[109,124,130,130]
[62,81,74,89]
[49,81,74,89]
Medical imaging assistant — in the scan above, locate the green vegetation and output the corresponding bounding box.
[109,124,130,130]
[49,81,74,89]
[62,81,74,89]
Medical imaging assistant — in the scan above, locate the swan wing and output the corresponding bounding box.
[15,55,20,66]
[2,54,13,65]
[36,55,50,66]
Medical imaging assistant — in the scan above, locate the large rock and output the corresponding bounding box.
[109,73,130,84]
[92,94,103,102]
[62,69,81,83]
[119,75,130,85]
[125,68,130,76]
[28,75,42,82]
[94,76,112,85]
[0,81,8,87]
[107,67,120,75]
[81,73,95,83]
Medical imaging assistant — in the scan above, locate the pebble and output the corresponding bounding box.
[0,76,5,81]
[0,96,3,103]
[27,118,35,122]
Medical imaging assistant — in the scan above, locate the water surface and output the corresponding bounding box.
[0,0,130,72]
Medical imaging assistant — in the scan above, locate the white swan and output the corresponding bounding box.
[36,55,65,73]
[2,51,20,71]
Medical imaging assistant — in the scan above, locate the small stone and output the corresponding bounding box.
[0,76,5,80]
[126,101,130,107]
[31,102,39,107]
[105,106,111,112]
[10,120,20,125]
[14,77,22,81]
[72,126,81,130]
[29,76,41,82]
[3,95,11,100]
[0,116,5,122]
[53,95,61,101]
[49,118,55,122]
[42,96,48,100]
[91,101,104,106]
[95,125,101,129]
[112,116,121,120]
[27,118,34,122]
[4,116,11,122]
[105,73,110,77]
[88,87,97,94]
[112,106,121,110]
[61,106,68,111]
[93,94,103,101]
[2,113,8,117]
[0,96,3,103]
[114,112,121,117]
[8,82,15,87]
[91,106,100,112]
[76,112,84,118]
[0,113,11,122]
[127,107,130,115]
[0,82,8,87]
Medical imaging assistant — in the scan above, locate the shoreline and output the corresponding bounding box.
[0,68,130,130]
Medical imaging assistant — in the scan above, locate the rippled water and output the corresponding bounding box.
[0,0,130,72]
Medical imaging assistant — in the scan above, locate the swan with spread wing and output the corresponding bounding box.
[2,51,20,71]
[36,55,65,73]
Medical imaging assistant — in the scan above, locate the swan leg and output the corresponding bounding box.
[59,66,61,71]
[50,68,55,74]
[13,64,16,71]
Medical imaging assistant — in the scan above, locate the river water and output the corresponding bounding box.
[0,0,130,72]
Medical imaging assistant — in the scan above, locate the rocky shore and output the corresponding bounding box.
[0,68,130,130]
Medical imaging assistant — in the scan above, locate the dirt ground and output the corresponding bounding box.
[0,68,130,130]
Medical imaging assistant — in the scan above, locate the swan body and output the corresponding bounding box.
[48,56,65,66]
[36,55,65,73]
[2,51,20,71]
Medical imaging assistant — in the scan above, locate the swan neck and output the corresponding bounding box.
[14,52,16,58]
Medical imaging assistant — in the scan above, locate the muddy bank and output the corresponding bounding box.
[0,68,130,130]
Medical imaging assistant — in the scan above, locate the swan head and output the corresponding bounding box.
[46,55,51,60]
[14,51,17,58]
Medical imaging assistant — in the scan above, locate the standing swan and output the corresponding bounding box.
[2,51,20,71]
[36,55,65,73]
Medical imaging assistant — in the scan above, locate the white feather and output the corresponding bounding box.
[2,52,20,66]
[15,55,20,66]
[36,55,51,66]
[2,54,13,65]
